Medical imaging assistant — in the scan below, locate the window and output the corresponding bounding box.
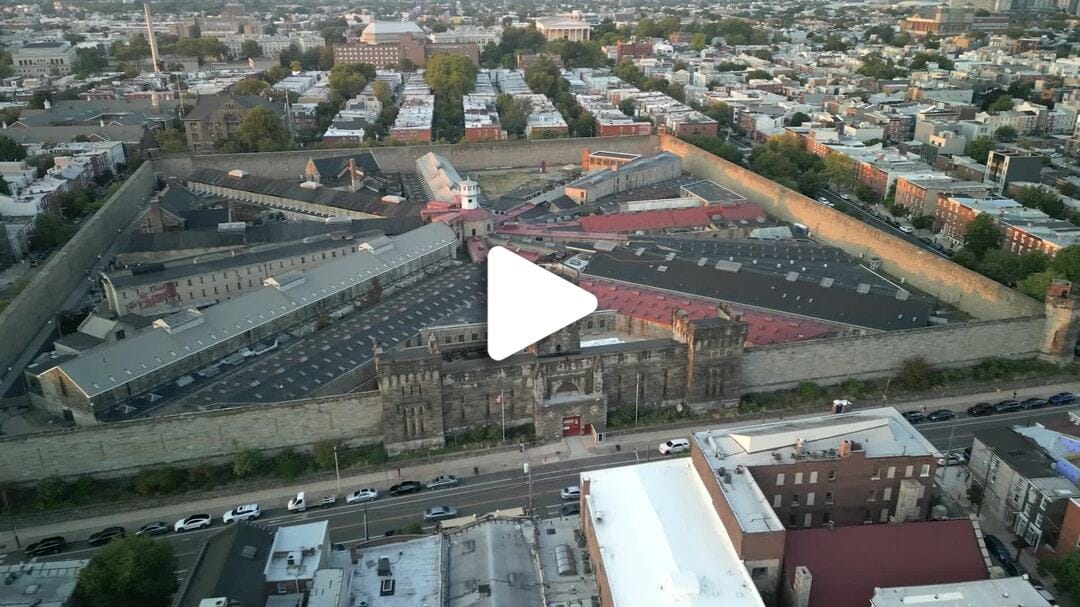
[920,464,931,478]
[887,466,896,479]
[824,492,834,505]
[791,493,800,507]
[871,467,880,480]
[809,471,818,484]
[277,583,287,594]
[806,492,815,506]
[794,472,803,485]
[788,514,797,527]
[751,567,768,579]
[883,487,893,501]
[868,489,877,502]
[804,513,813,528]
[905,465,914,478]
[828,470,837,481]
[773,494,782,508]
[776,473,785,486]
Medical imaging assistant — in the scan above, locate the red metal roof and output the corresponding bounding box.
[716,202,766,222]
[580,208,713,233]
[782,520,989,607]
[578,278,841,345]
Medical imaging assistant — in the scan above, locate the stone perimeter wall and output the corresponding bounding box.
[0,391,383,482]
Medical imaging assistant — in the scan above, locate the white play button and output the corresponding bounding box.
[487,246,598,361]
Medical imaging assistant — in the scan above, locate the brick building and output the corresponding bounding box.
[893,175,988,217]
[182,95,284,154]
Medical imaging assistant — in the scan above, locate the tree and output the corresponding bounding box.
[573,112,596,138]
[155,128,187,153]
[224,107,291,152]
[232,448,262,478]
[963,214,1001,259]
[965,136,993,163]
[619,98,636,117]
[29,213,76,251]
[112,35,150,62]
[897,357,934,390]
[75,536,178,607]
[1043,551,1080,603]
[788,111,811,127]
[1018,270,1053,300]
[989,95,1014,112]
[910,52,954,70]
[1052,245,1080,284]
[313,440,339,470]
[690,33,707,51]
[27,91,51,110]
[746,69,772,81]
[496,94,531,138]
[1015,186,1064,218]
[74,48,107,78]
[425,53,476,97]
[372,80,393,105]
[328,63,371,103]
[994,125,1018,142]
[241,39,262,59]
[0,135,25,161]
[233,78,270,96]
[822,153,856,191]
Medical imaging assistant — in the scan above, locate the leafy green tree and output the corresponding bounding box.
[273,449,305,479]
[0,134,25,161]
[994,125,1018,142]
[690,33,707,51]
[0,50,12,78]
[1042,551,1080,603]
[1018,270,1054,300]
[962,213,1001,259]
[573,112,596,138]
[1015,186,1065,219]
[232,448,262,478]
[29,213,76,251]
[313,440,339,470]
[788,111,811,127]
[241,39,262,59]
[746,69,772,81]
[619,98,635,117]
[27,91,51,110]
[910,52,954,70]
[112,35,150,61]
[74,48,107,78]
[1052,245,1080,284]
[233,78,270,96]
[75,536,178,607]
[496,94,531,138]
[989,95,1014,112]
[155,128,187,153]
[965,136,993,163]
[328,63,371,103]
[265,64,287,83]
[27,154,54,178]
[372,80,393,105]
[897,357,935,390]
[224,107,290,152]
[425,53,477,97]
[822,153,856,191]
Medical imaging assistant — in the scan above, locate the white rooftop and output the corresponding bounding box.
[0,560,88,607]
[582,458,764,607]
[264,521,329,583]
[869,577,1052,607]
[347,535,441,607]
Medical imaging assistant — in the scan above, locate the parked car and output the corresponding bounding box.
[222,504,261,523]
[222,353,246,366]
[966,402,995,416]
[560,502,581,516]
[984,534,1011,563]
[1002,558,1026,577]
[426,475,460,490]
[992,399,1021,414]
[940,450,967,466]
[658,438,690,455]
[423,506,459,522]
[560,486,581,500]
[901,410,925,424]
[135,522,170,537]
[1032,584,1059,606]
[24,536,65,557]
[389,481,424,496]
[288,492,307,512]
[1050,392,1077,406]
[818,197,830,204]
[346,488,380,504]
[196,365,221,379]
[174,514,212,532]
[925,409,957,422]
[87,526,126,547]
[1021,397,1048,410]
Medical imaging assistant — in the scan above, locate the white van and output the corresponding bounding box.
[658,438,690,455]
[287,492,306,512]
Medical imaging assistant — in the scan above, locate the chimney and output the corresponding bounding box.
[838,439,852,458]
[793,566,812,607]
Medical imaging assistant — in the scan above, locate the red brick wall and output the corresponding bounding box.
[1055,499,1080,555]
[676,122,719,138]
[597,123,653,137]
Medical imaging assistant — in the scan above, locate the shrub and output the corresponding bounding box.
[313,440,339,471]
[797,381,825,401]
[272,449,306,480]
[35,476,70,510]
[232,448,263,478]
[896,357,935,390]
[133,467,185,496]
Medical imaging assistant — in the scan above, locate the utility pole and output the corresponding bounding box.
[500,387,505,442]
[332,444,341,498]
[363,502,369,542]
[523,462,533,515]
[634,373,640,425]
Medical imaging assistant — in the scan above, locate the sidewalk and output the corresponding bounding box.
[3,378,1078,548]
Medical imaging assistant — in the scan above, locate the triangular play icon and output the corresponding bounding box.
[487,246,598,361]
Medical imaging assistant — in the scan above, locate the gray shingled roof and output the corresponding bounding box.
[189,167,403,217]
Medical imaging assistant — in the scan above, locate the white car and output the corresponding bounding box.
[659,438,691,455]
[222,504,261,523]
[288,491,306,512]
[899,225,914,234]
[560,486,581,500]
[346,488,379,504]
[818,197,830,204]
[174,514,212,532]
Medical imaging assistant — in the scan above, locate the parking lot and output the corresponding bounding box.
[129,264,484,416]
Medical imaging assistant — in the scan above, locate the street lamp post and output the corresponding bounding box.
[332,445,341,498]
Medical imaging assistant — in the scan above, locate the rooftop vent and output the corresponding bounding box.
[785,271,799,282]
[895,289,910,301]
[380,578,396,596]
[264,270,306,291]
[820,277,834,288]
[555,544,578,576]
[240,545,258,560]
[227,169,247,178]
[152,308,204,334]
[378,556,391,577]
[856,283,871,294]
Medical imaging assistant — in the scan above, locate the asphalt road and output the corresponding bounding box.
[10,403,1076,575]
[108,264,484,418]
[820,189,947,258]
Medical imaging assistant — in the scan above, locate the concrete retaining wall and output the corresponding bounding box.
[659,134,1043,321]
[153,135,658,179]
[0,391,383,482]
[742,316,1047,391]
[0,164,157,388]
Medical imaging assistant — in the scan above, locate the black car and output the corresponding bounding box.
[1021,397,1048,410]
[1050,392,1077,406]
[135,522,170,537]
[24,536,65,557]
[902,410,925,424]
[993,399,1022,414]
[389,480,424,496]
[1002,558,1026,578]
[88,526,126,547]
[560,502,581,516]
[967,402,995,416]
[925,409,957,422]
[984,534,1011,563]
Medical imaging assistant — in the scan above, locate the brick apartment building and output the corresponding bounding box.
[182,95,284,154]
[936,195,1080,255]
[893,175,988,217]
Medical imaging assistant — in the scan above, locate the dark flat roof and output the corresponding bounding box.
[974,426,1057,479]
[174,521,274,607]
